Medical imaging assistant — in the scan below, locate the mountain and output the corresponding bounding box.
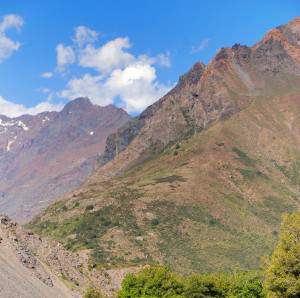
[30,17,300,277]
[0,98,131,223]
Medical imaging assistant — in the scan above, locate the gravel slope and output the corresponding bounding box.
[0,228,79,298]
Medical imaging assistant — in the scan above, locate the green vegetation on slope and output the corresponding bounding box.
[118,213,300,297]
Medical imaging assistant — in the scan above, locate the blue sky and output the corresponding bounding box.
[0,0,299,117]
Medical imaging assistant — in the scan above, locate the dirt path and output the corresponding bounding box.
[0,228,80,298]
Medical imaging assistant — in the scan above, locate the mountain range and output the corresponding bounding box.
[0,98,130,223]
[30,17,300,276]
[1,16,300,297]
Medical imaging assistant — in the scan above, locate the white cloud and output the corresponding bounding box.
[0,14,24,63]
[0,14,23,32]
[60,60,171,113]
[191,38,210,54]
[56,44,75,70]
[106,61,169,112]
[58,31,172,113]
[79,37,134,74]
[41,71,53,78]
[60,74,113,106]
[73,26,98,47]
[0,96,63,118]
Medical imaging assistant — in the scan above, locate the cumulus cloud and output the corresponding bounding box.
[0,14,24,63]
[61,60,170,113]
[60,74,113,106]
[105,62,169,112]
[41,71,53,78]
[79,37,134,74]
[56,44,75,70]
[57,26,172,113]
[73,26,98,47]
[0,96,63,118]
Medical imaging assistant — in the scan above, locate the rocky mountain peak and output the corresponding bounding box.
[98,17,300,174]
[178,62,206,87]
[62,97,94,113]
[285,16,300,33]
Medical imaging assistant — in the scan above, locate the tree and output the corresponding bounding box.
[117,266,185,298]
[229,271,265,298]
[183,271,265,298]
[183,273,228,298]
[264,212,300,297]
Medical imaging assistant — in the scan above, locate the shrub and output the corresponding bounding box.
[85,204,94,211]
[264,212,300,297]
[117,266,265,298]
[117,266,184,298]
[84,286,105,298]
[150,218,160,226]
[183,273,229,297]
[230,271,265,298]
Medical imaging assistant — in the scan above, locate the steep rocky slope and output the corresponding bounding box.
[0,215,79,297]
[0,98,130,223]
[31,17,300,275]
[0,215,138,297]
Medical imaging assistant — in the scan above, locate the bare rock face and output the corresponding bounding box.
[0,98,131,223]
[98,17,300,175]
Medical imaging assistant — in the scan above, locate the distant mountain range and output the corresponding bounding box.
[0,97,130,223]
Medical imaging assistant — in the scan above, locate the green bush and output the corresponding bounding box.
[85,204,94,211]
[183,274,228,297]
[150,218,160,226]
[117,266,184,298]
[117,267,265,298]
[230,271,265,298]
